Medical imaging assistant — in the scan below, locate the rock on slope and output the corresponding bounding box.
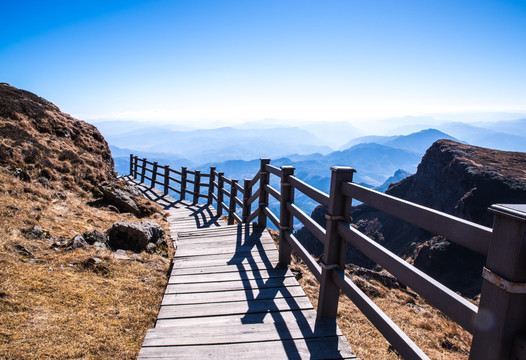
[0,83,115,192]
[297,139,526,297]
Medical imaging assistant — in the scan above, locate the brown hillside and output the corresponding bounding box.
[0,84,171,359]
[0,83,114,193]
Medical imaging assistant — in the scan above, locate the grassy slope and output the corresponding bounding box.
[0,168,172,359]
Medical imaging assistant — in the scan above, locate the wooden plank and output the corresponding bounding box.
[143,318,343,346]
[174,236,275,247]
[165,276,301,294]
[138,335,356,359]
[174,243,278,257]
[175,232,275,246]
[156,309,319,328]
[166,277,304,294]
[173,251,279,266]
[162,285,306,305]
[175,224,256,237]
[175,236,273,246]
[157,297,313,319]
[171,263,285,275]
[171,260,278,272]
[171,256,278,270]
[168,268,295,284]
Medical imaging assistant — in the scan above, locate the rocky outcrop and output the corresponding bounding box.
[100,182,141,214]
[108,221,165,252]
[296,140,526,297]
[0,83,115,192]
[97,180,163,217]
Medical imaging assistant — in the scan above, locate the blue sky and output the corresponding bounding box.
[1,0,525,125]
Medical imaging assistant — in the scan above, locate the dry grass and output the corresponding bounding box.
[0,168,172,359]
[268,230,472,360]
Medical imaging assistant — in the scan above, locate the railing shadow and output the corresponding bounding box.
[228,224,343,359]
[126,176,223,229]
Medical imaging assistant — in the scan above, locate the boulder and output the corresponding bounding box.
[108,221,164,252]
[26,225,44,239]
[83,230,107,245]
[68,234,87,249]
[100,185,140,214]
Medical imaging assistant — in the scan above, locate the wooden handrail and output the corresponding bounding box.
[287,202,326,245]
[222,176,233,186]
[168,176,181,184]
[246,188,260,206]
[245,208,260,223]
[233,181,244,194]
[338,221,477,333]
[234,197,243,207]
[265,163,282,177]
[285,231,322,280]
[342,182,492,256]
[289,175,330,207]
[248,172,261,188]
[264,207,280,229]
[168,168,182,176]
[129,154,526,359]
[265,184,281,202]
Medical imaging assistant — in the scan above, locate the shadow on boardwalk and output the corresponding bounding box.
[231,224,342,359]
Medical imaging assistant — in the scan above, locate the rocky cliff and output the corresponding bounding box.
[296,139,526,297]
[0,83,115,193]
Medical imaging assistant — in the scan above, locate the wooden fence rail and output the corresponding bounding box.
[129,154,526,360]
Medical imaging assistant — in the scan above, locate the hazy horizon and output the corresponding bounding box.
[86,111,526,138]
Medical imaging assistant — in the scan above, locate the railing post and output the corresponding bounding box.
[217,172,225,217]
[242,179,252,223]
[317,166,356,319]
[133,156,138,180]
[180,167,187,201]
[228,180,238,225]
[193,170,201,204]
[163,166,170,195]
[208,167,216,205]
[470,204,526,359]
[140,158,147,183]
[129,154,133,176]
[257,158,270,228]
[151,162,158,188]
[279,166,295,266]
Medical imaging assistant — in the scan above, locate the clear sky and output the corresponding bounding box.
[1,0,525,125]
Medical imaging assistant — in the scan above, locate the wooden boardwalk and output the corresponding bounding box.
[127,177,356,359]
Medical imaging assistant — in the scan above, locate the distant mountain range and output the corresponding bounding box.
[436,120,526,152]
[104,126,332,164]
[104,118,526,198]
[340,129,459,153]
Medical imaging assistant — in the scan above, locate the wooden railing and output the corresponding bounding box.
[129,154,526,360]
